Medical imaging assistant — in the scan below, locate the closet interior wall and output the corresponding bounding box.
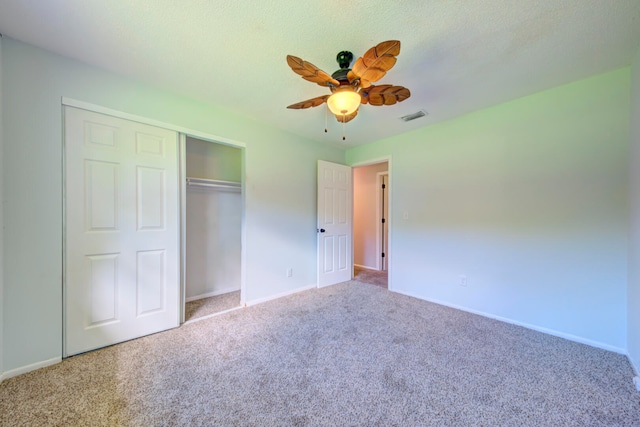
[185,137,242,302]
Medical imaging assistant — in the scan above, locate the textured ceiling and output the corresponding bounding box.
[1,1,639,147]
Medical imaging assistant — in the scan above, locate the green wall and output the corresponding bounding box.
[628,44,640,374]
[0,35,4,379]
[1,38,343,373]
[347,68,630,351]
[185,136,242,182]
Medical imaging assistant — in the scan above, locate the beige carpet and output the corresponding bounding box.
[354,265,387,288]
[1,281,639,426]
[185,291,241,321]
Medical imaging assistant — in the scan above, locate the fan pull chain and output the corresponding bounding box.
[324,104,328,133]
[342,115,346,141]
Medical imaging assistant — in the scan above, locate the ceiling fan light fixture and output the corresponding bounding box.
[327,89,361,116]
[286,40,410,134]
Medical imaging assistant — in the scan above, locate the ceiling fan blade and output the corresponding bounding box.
[286,55,340,87]
[287,94,330,109]
[361,85,411,106]
[335,110,358,123]
[350,40,401,87]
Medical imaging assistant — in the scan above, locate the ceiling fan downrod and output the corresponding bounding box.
[336,51,353,69]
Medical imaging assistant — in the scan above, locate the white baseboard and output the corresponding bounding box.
[393,288,626,354]
[628,353,640,377]
[354,264,379,271]
[185,287,240,302]
[2,357,61,381]
[245,284,316,307]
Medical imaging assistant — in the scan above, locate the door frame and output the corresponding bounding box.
[178,134,247,322]
[349,155,393,290]
[61,98,247,355]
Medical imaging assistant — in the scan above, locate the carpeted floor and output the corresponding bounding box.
[185,290,241,321]
[353,265,387,288]
[1,281,639,426]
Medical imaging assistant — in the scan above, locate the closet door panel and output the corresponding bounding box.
[136,166,166,231]
[65,106,180,356]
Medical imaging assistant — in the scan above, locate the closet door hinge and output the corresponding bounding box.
[382,183,386,189]
[382,252,385,258]
[381,218,386,224]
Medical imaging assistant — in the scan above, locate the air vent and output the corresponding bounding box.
[400,110,428,122]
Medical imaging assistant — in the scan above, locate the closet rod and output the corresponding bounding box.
[186,177,241,191]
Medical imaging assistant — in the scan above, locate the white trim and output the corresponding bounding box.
[354,264,377,271]
[61,97,246,149]
[3,357,61,380]
[393,288,626,354]
[185,288,240,302]
[61,106,68,357]
[239,147,247,307]
[179,134,187,324]
[629,355,640,377]
[245,284,316,307]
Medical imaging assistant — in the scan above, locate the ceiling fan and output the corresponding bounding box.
[286,40,411,133]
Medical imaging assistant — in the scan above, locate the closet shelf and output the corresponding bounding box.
[186,177,241,191]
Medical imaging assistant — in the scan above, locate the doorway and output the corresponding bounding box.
[182,136,243,322]
[353,161,389,289]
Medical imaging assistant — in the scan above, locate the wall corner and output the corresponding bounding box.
[0,33,5,382]
[627,42,640,377]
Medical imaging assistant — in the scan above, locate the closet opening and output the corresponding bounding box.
[181,136,244,323]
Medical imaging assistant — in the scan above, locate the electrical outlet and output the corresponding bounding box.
[287,268,293,278]
[460,275,467,287]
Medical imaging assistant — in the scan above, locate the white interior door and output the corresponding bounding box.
[65,107,180,356]
[317,160,353,287]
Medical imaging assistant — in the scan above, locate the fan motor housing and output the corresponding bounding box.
[331,50,354,85]
[331,68,350,82]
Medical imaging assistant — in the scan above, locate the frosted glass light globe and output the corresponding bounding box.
[327,90,361,116]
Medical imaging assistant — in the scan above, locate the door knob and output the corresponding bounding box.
[318,228,326,233]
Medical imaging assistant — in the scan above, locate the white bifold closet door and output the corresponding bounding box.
[65,106,180,356]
